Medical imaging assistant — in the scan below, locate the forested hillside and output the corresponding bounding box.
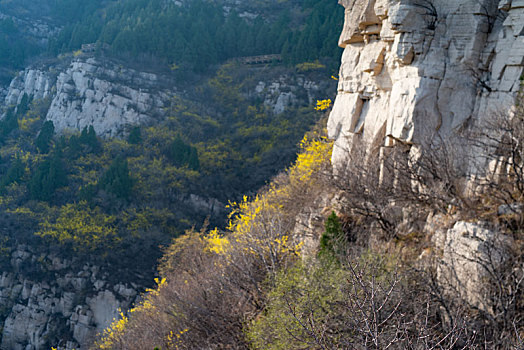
[0,0,343,74]
[48,0,342,69]
[0,0,345,347]
[0,62,333,277]
[0,0,343,271]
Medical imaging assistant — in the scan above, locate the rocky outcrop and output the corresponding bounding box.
[431,220,513,313]
[5,57,174,138]
[0,246,141,350]
[0,11,59,46]
[254,75,323,114]
[4,57,331,137]
[328,0,524,170]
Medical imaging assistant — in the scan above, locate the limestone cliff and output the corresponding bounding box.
[0,246,140,350]
[324,0,524,324]
[4,57,327,138]
[328,0,524,168]
[5,57,174,138]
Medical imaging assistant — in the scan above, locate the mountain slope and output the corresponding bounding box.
[0,1,344,347]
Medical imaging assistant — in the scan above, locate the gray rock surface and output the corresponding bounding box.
[4,57,175,138]
[433,221,512,312]
[0,246,140,350]
[328,0,524,172]
[255,74,321,114]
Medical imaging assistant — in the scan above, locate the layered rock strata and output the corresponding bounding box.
[5,57,174,138]
[328,0,524,169]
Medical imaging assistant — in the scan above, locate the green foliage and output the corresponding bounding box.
[318,211,344,259]
[64,125,102,158]
[0,108,19,142]
[35,120,55,153]
[16,93,31,116]
[165,136,200,170]
[28,150,67,201]
[295,60,326,72]
[0,19,40,69]
[0,60,327,285]
[247,251,408,350]
[79,125,102,154]
[247,259,345,349]
[281,0,343,67]
[127,126,141,145]
[47,0,343,69]
[0,157,25,193]
[36,201,119,252]
[99,156,133,200]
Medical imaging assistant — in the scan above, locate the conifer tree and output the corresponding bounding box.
[318,211,344,259]
[35,121,55,153]
[79,125,102,153]
[29,150,67,201]
[127,126,142,144]
[100,156,133,200]
[0,157,24,193]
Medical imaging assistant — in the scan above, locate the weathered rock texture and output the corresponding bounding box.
[254,75,322,114]
[5,57,174,137]
[328,0,524,169]
[0,245,140,350]
[430,220,513,313]
[4,57,329,138]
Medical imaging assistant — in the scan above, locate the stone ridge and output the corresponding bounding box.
[3,56,328,138]
[328,0,524,170]
[5,57,175,138]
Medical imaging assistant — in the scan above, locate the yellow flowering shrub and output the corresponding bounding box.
[96,278,172,349]
[289,135,332,184]
[35,202,119,252]
[295,61,326,72]
[314,99,332,111]
[205,227,230,254]
[209,134,332,271]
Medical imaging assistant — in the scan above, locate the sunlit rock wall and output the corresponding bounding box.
[328,0,524,168]
[5,57,174,138]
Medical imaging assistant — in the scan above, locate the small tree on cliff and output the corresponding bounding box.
[318,211,344,259]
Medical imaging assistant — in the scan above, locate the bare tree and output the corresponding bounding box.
[412,0,438,30]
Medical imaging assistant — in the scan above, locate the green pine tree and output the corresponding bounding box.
[35,121,55,153]
[318,211,344,260]
[127,126,142,145]
[99,156,133,200]
[29,150,68,201]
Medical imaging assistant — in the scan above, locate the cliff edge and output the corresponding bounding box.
[328,0,524,169]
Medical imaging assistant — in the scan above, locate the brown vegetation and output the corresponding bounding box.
[93,98,524,349]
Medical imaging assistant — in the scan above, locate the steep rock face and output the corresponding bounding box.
[328,0,524,169]
[0,245,140,350]
[254,75,323,114]
[5,57,174,137]
[433,221,513,312]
